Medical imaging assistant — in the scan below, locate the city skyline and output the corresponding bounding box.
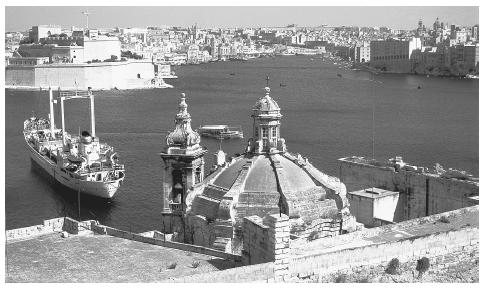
[5,6,479,32]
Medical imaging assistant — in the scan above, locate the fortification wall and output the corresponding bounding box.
[166,206,478,282]
[6,217,64,241]
[288,226,478,280]
[5,66,35,86]
[339,160,478,220]
[6,217,94,241]
[34,65,86,88]
[5,61,156,90]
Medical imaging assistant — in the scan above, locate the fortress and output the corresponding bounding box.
[6,59,158,90]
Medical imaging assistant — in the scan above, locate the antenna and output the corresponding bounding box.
[265,75,270,87]
[82,9,91,30]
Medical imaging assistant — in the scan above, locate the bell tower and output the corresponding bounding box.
[160,93,207,233]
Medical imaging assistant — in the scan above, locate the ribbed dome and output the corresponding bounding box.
[212,154,316,193]
[253,87,280,113]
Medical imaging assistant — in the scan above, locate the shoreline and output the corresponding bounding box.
[5,83,174,91]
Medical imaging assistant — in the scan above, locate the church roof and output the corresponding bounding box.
[191,152,331,223]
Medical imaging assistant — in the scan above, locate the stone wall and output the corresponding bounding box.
[167,262,275,283]
[90,222,240,261]
[242,214,290,281]
[339,159,478,221]
[288,226,478,280]
[6,60,155,90]
[166,206,478,282]
[6,217,94,241]
[6,217,64,241]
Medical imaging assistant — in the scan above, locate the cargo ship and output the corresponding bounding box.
[24,88,125,199]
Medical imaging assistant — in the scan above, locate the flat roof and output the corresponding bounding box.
[348,187,400,199]
[6,233,238,282]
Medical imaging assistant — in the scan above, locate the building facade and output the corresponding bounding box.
[370,38,422,72]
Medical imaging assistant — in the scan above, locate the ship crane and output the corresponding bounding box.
[51,87,96,146]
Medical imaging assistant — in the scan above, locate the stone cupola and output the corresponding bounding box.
[248,86,286,154]
[165,93,202,155]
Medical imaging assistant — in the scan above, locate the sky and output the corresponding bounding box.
[4,5,480,32]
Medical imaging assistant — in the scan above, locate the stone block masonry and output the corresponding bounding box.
[339,157,478,221]
[242,213,290,281]
[6,217,94,241]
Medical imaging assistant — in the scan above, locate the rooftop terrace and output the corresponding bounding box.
[6,233,239,282]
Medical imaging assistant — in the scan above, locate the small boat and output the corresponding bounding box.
[280,83,286,87]
[337,73,342,78]
[229,73,236,76]
[417,85,422,89]
[198,125,243,140]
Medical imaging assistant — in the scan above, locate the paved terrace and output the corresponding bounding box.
[291,206,479,256]
[6,233,239,282]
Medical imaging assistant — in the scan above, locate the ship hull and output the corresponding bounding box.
[26,138,122,199]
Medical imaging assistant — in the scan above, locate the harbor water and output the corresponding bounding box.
[5,56,479,232]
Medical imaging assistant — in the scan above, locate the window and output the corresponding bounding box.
[195,167,202,184]
[271,127,277,138]
[261,127,268,138]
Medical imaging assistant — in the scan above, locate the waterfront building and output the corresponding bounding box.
[449,44,479,73]
[351,42,370,63]
[160,87,357,253]
[370,37,422,72]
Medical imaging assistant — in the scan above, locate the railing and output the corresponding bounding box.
[59,90,91,98]
[169,203,183,215]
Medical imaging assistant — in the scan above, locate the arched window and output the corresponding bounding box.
[195,167,202,184]
[172,170,183,204]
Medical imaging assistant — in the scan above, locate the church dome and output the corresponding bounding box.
[187,86,348,229]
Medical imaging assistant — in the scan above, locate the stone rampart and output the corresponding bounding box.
[90,222,240,261]
[166,262,275,283]
[339,158,478,220]
[6,217,65,241]
[166,206,478,282]
[288,226,478,279]
[6,60,155,90]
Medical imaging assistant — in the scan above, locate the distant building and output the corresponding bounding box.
[370,37,422,72]
[351,43,370,63]
[29,25,62,43]
[18,28,121,63]
[449,44,479,74]
[471,25,479,41]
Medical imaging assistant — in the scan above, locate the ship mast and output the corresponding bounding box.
[48,87,55,138]
[89,88,95,138]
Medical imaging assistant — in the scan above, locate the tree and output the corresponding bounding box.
[416,257,430,278]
